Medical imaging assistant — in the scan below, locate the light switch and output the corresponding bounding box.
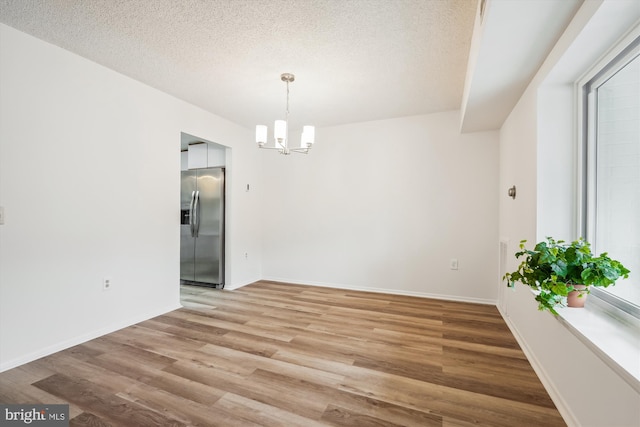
[0,206,4,225]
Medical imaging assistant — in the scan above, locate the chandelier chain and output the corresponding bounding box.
[285,80,290,126]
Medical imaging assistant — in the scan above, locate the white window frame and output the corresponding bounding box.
[577,31,640,320]
[555,14,640,395]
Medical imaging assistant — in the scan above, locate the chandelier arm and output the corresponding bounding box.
[286,148,310,154]
[258,146,308,155]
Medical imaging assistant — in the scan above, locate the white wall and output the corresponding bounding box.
[498,1,640,425]
[0,24,262,371]
[261,112,500,303]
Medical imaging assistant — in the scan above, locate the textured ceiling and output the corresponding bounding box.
[0,0,477,130]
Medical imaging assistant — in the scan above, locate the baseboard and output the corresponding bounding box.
[260,276,497,306]
[0,303,182,373]
[223,282,250,291]
[496,305,579,427]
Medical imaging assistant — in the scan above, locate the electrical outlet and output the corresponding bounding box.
[450,259,459,270]
[245,252,248,260]
[103,277,112,291]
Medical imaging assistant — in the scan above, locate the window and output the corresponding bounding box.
[583,36,640,317]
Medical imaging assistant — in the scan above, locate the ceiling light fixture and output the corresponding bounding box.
[256,73,315,155]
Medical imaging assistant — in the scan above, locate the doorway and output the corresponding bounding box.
[180,132,228,293]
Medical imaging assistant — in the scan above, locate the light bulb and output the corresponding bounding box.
[256,125,267,145]
[301,125,315,147]
[274,120,287,145]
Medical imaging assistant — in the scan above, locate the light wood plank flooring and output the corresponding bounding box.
[0,281,566,426]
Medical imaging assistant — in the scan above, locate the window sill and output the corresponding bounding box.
[555,297,640,393]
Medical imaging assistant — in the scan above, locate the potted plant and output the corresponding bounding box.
[503,237,630,315]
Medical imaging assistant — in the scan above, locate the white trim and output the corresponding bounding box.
[575,22,640,241]
[578,27,640,315]
[0,303,182,373]
[576,20,640,238]
[498,238,510,315]
[220,277,268,291]
[575,79,587,240]
[497,305,580,427]
[260,277,497,306]
[555,299,640,393]
[222,281,251,291]
[584,88,597,239]
[576,22,640,88]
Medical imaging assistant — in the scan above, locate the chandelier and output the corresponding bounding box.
[255,73,315,155]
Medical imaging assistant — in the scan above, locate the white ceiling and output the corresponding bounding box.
[0,0,581,132]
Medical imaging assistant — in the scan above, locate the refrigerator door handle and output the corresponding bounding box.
[194,190,200,237]
[189,190,196,237]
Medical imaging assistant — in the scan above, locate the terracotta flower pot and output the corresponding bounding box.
[567,284,588,308]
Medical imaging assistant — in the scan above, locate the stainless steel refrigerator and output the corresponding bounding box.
[180,167,224,287]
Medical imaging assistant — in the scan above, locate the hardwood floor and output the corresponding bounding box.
[0,281,566,426]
